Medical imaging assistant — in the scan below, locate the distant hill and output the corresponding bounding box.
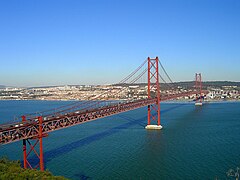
[173,81,240,89]
[1,81,240,90]
[203,81,240,87]
[27,85,85,89]
[115,81,240,89]
[162,81,240,90]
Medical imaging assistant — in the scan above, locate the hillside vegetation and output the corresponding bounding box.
[0,157,67,180]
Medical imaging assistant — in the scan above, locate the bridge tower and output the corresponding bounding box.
[195,73,203,106]
[22,116,45,171]
[145,57,162,130]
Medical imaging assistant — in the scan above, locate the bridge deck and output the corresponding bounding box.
[0,91,203,145]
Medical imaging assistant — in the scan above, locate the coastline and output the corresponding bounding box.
[0,99,239,103]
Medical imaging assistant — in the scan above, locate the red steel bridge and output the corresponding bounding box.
[0,57,207,171]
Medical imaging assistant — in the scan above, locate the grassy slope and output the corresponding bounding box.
[0,157,67,180]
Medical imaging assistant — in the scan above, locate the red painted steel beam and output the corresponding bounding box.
[0,90,208,145]
[147,57,161,126]
[38,116,44,171]
[22,115,27,169]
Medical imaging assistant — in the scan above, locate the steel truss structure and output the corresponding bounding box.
[0,57,207,171]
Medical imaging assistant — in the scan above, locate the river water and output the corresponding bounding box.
[0,100,240,179]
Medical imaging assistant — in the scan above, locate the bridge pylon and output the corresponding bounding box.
[195,73,203,106]
[145,57,162,130]
[22,116,45,171]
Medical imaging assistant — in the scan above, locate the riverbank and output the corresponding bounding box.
[0,98,239,102]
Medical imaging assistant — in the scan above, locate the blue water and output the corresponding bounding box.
[0,100,240,179]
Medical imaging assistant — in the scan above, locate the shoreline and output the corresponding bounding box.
[0,99,239,103]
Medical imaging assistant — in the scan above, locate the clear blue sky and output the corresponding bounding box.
[0,0,239,86]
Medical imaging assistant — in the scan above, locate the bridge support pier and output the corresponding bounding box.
[145,57,162,130]
[195,73,203,106]
[22,116,45,171]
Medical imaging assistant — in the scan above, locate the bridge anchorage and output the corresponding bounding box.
[0,56,207,171]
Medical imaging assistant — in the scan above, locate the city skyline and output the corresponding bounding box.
[0,0,240,86]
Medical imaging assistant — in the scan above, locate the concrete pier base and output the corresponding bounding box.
[195,102,203,106]
[145,125,163,130]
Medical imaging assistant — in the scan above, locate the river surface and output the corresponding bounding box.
[0,100,240,179]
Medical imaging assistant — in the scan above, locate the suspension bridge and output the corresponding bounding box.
[0,57,207,171]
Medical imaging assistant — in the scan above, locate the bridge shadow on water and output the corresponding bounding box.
[26,103,188,179]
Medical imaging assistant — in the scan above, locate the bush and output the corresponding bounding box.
[0,157,67,180]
